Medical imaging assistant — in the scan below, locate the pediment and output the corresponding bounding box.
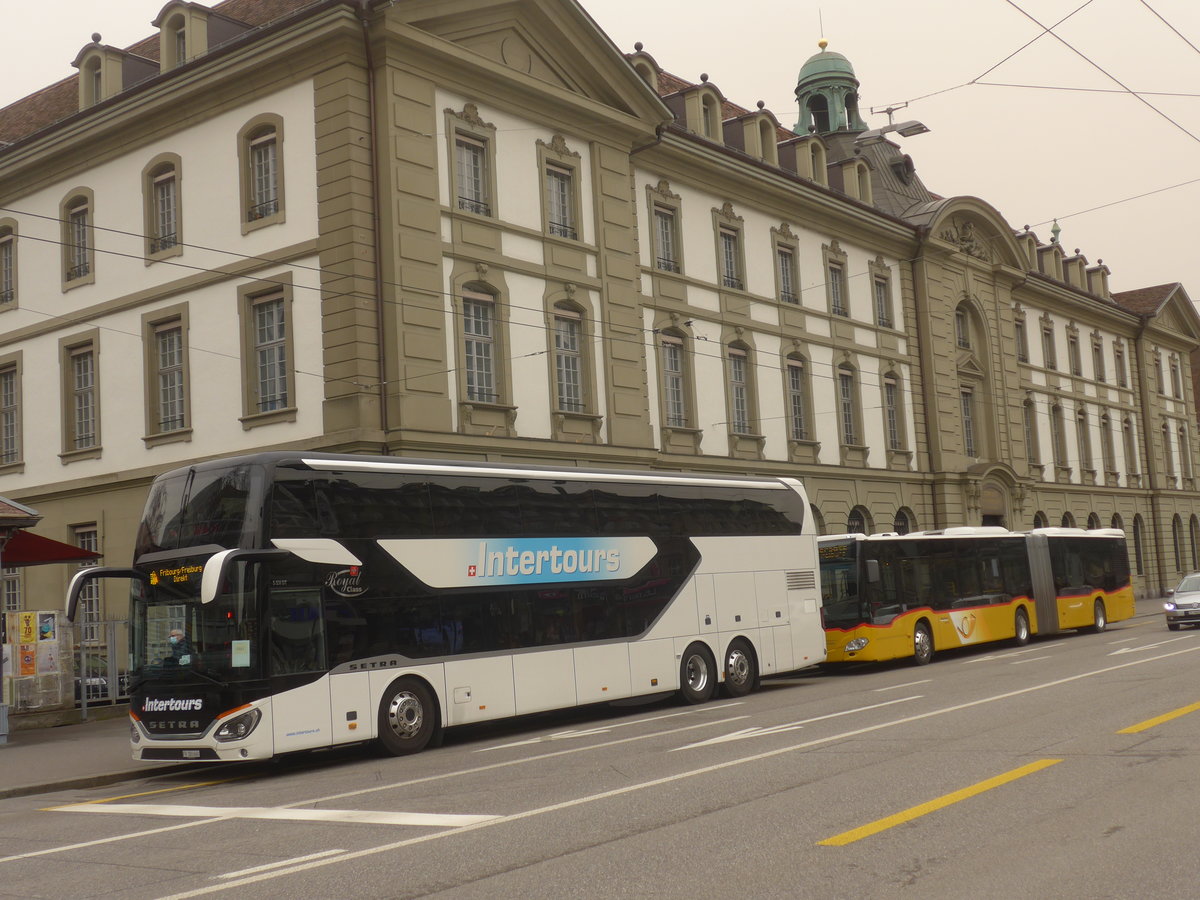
[1153,287,1200,341]
[957,352,985,378]
[400,0,667,124]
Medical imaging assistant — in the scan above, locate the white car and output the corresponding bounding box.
[1164,573,1200,631]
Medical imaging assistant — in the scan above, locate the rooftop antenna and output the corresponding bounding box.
[818,10,824,41]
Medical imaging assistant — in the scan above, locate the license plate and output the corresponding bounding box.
[182,749,201,759]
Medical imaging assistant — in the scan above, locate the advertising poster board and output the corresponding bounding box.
[38,612,57,642]
[36,642,59,675]
[18,643,36,676]
[17,612,36,644]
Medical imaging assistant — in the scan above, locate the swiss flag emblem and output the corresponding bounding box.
[467,565,477,577]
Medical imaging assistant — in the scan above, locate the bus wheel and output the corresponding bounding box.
[1089,600,1108,633]
[722,638,757,698]
[1168,622,1181,631]
[679,643,717,704]
[378,678,437,756]
[912,622,934,666]
[1013,609,1031,646]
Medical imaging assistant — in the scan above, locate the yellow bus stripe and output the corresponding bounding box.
[1117,700,1200,734]
[817,759,1062,846]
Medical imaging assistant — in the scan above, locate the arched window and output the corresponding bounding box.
[810,504,826,536]
[1133,514,1145,575]
[955,307,970,349]
[893,508,914,535]
[1190,515,1199,570]
[238,114,285,232]
[1061,512,1075,528]
[758,118,778,165]
[1111,513,1123,531]
[807,95,830,133]
[809,142,827,185]
[847,506,870,535]
[1173,515,1184,573]
[1087,512,1101,530]
[1033,511,1049,529]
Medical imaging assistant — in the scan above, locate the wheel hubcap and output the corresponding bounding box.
[686,655,709,692]
[727,649,750,686]
[387,691,423,739]
[915,630,930,658]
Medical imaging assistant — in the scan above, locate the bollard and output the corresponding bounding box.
[0,702,8,745]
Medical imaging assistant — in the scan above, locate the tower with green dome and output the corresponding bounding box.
[794,39,867,135]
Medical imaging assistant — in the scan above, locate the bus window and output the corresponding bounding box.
[268,587,326,675]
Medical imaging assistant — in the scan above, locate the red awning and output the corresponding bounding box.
[1,530,102,567]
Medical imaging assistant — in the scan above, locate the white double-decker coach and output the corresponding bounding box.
[68,452,825,761]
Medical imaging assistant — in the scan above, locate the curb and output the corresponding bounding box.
[0,764,202,801]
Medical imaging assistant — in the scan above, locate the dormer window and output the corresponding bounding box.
[168,15,187,68]
[87,60,102,106]
[701,94,720,140]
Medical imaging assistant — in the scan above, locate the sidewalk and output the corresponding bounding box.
[0,712,187,800]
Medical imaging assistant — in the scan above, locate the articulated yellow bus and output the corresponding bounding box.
[820,526,1134,665]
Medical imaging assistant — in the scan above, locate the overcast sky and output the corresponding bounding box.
[3,0,1198,295]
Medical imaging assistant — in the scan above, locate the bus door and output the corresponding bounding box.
[1025,533,1061,633]
[267,579,333,753]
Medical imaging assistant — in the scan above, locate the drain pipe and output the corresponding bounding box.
[359,0,390,452]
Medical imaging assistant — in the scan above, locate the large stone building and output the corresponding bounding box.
[0,0,1196,641]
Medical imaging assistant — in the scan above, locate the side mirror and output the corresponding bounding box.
[200,548,290,604]
[66,567,146,622]
[1165,588,1175,597]
[865,559,880,584]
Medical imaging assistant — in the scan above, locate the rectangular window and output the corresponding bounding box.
[654,207,679,273]
[728,349,749,433]
[787,362,807,440]
[0,233,13,305]
[152,172,177,252]
[156,324,186,431]
[961,390,976,456]
[249,132,278,220]
[1024,402,1039,464]
[67,203,90,280]
[0,366,18,464]
[874,278,892,328]
[838,370,856,445]
[1042,327,1057,370]
[777,247,797,304]
[719,229,742,290]
[463,296,496,403]
[1101,415,1116,473]
[455,136,489,216]
[553,312,583,412]
[1156,356,1165,394]
[1092,341,1106,382]
[1015,321,1028,362]
[1170,357,1182,398]
[71,346,97,449]
[546,165,576,239]
[253,297,288,412]
[1068,335,1081,376]
[1,566,20,612]
[955,309,969,348]
[73,525,100,645]
[829,264,847,316]
[661,338,687,427]
[1114,344,1126,387]
[884,378,901,450]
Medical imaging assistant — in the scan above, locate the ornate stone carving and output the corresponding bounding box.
[650,179,678,201]
[537,134,578,160]
[448,102,493,130]
[716,201,742,223]
[939,217,991,261]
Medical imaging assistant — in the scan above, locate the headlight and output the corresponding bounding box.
[845,638,869,651]
[130,722,141,744]
[214,708,261,742]
[1164,602,1177,611]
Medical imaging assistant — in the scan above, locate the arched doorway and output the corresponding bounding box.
[980,481,1007,527]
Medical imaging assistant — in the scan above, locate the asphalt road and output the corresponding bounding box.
[1,615,1197,900]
